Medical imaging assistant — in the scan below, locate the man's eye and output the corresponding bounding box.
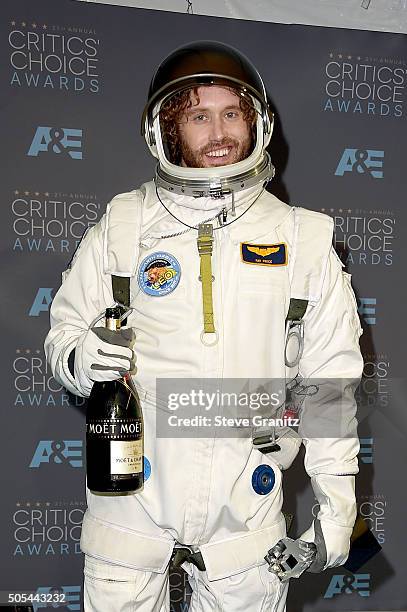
[192,114,207,121]
[226,111,239,119]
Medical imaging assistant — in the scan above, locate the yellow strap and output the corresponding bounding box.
[197,224,215,334]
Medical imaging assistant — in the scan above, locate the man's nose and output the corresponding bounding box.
[209,115,226,141]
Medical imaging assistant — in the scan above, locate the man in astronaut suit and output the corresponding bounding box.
[45,41,363,611]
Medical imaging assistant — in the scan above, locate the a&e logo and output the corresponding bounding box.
[33,586,81,611]
[324,573,371,598]
[358,297,377,325]
[359,437,374,464]
[28,127,83,159]
[335,149,384,178]
[30,440,83,468]
[29,288,53,316]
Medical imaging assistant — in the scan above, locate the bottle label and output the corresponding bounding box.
[110,440,143,475]
[87,418,142,439]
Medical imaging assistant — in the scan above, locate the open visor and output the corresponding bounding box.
[156,84,261,168]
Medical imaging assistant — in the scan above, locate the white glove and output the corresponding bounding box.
[74,326,135,396]
[299,474,357,571]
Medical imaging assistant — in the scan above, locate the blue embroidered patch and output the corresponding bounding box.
[241,243,287,266]
[138,251,181,296]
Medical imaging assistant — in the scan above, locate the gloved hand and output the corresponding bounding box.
[74,326,136,396]
[299,519,327,573]
[265,537,317,582]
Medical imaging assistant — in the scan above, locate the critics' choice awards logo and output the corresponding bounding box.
[12,500,85,556]
[12,189,101,252]
[322,206,395,266]
[324,574,371,598]
[33,586,81,611]
[28,127,83,159]
[170,569,191,612]
[356,352,390,411]
[8,20,100,93]
[324,52,406,117]
[335,148,384,178]
[13,348,85,409]
[29,440,83,468]
[358,495,387,545]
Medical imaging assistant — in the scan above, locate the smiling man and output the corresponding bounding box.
[45,41,363,611]
[160,85,255,168]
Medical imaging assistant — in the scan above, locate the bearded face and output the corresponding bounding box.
[176,86,254,168]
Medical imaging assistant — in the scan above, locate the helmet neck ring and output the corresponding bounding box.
[155,152,275,199]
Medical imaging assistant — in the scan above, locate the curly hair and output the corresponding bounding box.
[159,86,257,165]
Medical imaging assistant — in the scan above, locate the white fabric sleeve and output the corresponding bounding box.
[298,247,363,568]
[44,215,112,397]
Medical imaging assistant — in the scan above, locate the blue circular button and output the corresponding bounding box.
[252,464,275,495]
[143,456,151,481]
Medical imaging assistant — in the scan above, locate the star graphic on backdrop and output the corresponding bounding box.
[338,54,343,59]
[329,53,333,58]
[42,24,47,29]
[16,502,21,507]
[16,349,21,354]
[25,349,30,354]
[357,56,361,60]
[21,21,26,27]
[347,209,352,213]
[24,191,29,196]
[32,23,37,29]
[35,192,39,196]
[347,55,352,59]
[330,208,334,212]
[45,192,49,196]
[11,21,16,26]
[339,208,343,213]
[14,190,19,195]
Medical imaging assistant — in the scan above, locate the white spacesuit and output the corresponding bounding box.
[44,41,363,611]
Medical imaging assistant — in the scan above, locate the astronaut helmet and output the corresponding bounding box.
[141,40,275,198]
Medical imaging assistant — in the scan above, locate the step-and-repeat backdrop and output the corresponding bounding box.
[1,0,405,609]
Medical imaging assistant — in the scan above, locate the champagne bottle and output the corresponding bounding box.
[86,307,143,494]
